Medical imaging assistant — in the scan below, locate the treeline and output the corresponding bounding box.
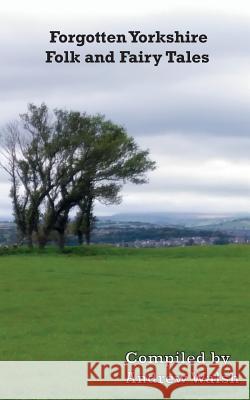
[88,226,229,244]
[0,104,155,250]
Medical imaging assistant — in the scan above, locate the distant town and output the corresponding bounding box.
[115,236,250,248]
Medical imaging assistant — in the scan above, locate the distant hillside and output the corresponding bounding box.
[89,221,228,244]
[199,218,250,232]
[99,212,246,227]
[0,222,17,244]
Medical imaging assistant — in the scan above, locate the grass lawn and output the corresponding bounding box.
[0,245,249,362]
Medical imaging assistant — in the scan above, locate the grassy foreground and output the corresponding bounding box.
[0,245,249,361]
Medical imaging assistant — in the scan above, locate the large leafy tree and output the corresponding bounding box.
[0,104,66,247]
[68,114,155,245]
[0,104,156,250]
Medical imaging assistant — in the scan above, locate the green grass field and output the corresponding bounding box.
[0,245,249,362]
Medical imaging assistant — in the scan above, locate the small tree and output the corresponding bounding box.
[73,209,96,245]
[0,123,29,243]
[68,114,155,244]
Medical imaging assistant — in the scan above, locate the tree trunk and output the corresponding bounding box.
[85,211,91,245]
[58,231,65,251]
[27,235,33,249]
[85,230,90,245]
[37,234,48,249]
[85,198,93,245]
[78,232,83,245]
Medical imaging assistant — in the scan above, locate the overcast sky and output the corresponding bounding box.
[0,0,250,217]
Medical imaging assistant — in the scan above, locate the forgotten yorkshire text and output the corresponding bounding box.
[45,30,210,66]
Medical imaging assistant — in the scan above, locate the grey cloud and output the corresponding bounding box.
[124,178,250,198]
[0,8,249,214]
[137,134,250,162]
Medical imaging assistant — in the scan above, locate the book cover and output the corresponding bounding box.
[0,0,249,398]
